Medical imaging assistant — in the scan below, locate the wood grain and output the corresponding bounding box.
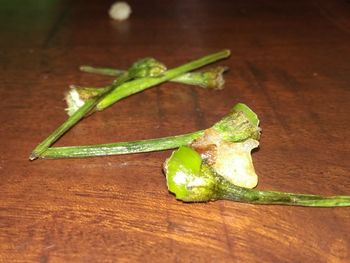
[0,0,349,262]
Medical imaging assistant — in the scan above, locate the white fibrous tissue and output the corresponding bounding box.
[109,2,132,21]
[65,86,85,116]
[191,129,259,189]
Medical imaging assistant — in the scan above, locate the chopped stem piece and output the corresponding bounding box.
[38,103,259,159]
[30,50,231,160]
[96,50,231,111]
[173,66,227,89]
[30,57,167,160]
[80,65,125,77]
[80,65,228,89]
[41,132,203,159]
[164,146,350,207]
[220,183,350,207]
[29,95,107,160]
[66,66,228,116]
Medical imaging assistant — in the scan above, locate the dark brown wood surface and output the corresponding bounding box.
[1,0,350,262]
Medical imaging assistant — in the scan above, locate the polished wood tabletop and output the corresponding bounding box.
[1,0,350,262]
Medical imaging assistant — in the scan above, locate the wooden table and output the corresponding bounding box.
[1,1,349,262]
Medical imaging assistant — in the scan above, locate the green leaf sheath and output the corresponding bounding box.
[96,49,231,111]
[41,132,204,159]
[219,182,350,207]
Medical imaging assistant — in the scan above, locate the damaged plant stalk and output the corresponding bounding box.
[66,66,228,116]
[29,49,231,160]
[38,103,260,159]
[95,50,231,112]
[164,146,350,207]
[80,65,228,88]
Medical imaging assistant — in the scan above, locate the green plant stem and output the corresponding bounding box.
[37,102,260,159]
[96,49,231,111]
[67,65,227,116]
[29,93,109,160]
[220,182,350,207]
[80,65,227,88]
[30,49,230,160]
[30,62,145,160]
[39,102,259,159]
[80,65,125,76]
[41,132,204,159]
[30,69,136,160]
[172,71,217,88]
[165,146,350,207]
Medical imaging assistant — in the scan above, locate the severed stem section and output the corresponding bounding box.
[164,146,350,207]
[38,103,260,159]
[80,65,228,89]
[95,50,231,111]
[30,50,231,160]
[66,66,228,116]
[29,57,167,160]
[80,65,125,77]
[220,183,350,207]
[41,132,203,159]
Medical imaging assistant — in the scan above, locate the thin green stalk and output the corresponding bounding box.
[67,66,227,116]
[29,92,110,160]
[37,103,260,159]
[30,58,166,160]
[96,49,231,111]
[80,65,125,77]
[30,68,136,160]
[172,68,227,89]
[164,146,350,207]
[220,182,350,207]
[80,65,227,89]
[41,132,203,159]
[30,50,230,160]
